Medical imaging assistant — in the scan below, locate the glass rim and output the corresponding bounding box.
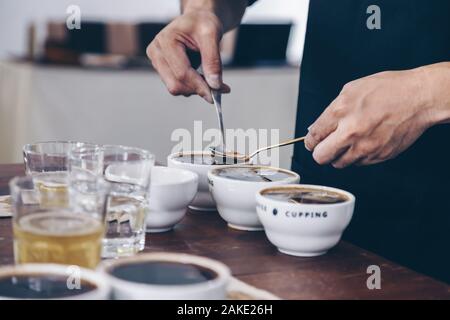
[23,141,100,156]
[102,144,155,161]
[9,174,111,193]
[8,176,35,197]
[70,144,104,156]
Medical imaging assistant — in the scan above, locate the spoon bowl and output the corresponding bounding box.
[209,146,247,162]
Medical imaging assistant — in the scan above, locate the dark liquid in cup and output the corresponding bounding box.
[0,273,96,299]
[110,261,218,285]
[174,154,245,165]
[262,188,348,204]
[215,167,294,182]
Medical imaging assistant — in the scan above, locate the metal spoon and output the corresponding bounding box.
[211,89,227,154]
[210,136,306,162]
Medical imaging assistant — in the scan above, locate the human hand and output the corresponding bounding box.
[146,10,230,103]
[304,68,437,168]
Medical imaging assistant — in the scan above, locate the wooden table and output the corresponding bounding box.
[0,163,449,299]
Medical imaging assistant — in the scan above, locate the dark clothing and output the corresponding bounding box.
[293,0,450,283]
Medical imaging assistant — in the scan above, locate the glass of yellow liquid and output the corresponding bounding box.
[23,141,101,208]
[9,175,109,269]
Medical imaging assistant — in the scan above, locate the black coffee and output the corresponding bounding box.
[215,167,294,182]
[174,154,244,165]
[0,273,96,299]
[262,188,348,204]
[110,261,217,285]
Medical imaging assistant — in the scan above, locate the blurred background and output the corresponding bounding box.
[0,0,309,168]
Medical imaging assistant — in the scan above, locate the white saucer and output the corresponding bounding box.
[0,195,12,218]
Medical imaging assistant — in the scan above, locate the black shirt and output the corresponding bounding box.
[293,0,450,283]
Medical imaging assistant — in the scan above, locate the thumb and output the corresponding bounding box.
[197,35,223,89]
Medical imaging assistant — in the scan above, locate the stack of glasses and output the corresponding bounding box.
[10,141,155,269]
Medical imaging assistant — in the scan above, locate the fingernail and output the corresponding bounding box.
[307,125,313,131]
[202,93,213,104]
[305,143,311,152]
[205,74,222,89]
[304,133,312,151]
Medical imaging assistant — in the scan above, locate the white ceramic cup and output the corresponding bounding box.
[146,166,198,232]
[98,252,231,300]
[256,184,355,257]
[208,165,300,231]
[0,263,110,300]
[167,151,248,212]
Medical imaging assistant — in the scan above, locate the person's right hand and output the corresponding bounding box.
[146,10,230,104]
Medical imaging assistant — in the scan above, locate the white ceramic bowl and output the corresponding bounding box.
[0,263,110,300]
[167,151,248,212]
[147,166,198,232]
[98,252,231,300]
[208,165,300,231]
[256,184,355,257]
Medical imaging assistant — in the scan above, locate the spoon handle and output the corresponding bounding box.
[211,89,226,148]
[249,136,306,159]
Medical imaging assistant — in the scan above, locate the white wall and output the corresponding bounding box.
[0,62,300,168]
[0,0,309,64]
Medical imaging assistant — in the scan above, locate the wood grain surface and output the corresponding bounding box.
[0,163,448,299]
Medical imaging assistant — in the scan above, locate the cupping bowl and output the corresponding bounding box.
[146,166,198,232]
[256,184,355,257]
[167,151,248,211]
[208,165,300,231]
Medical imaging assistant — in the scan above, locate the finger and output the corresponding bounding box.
[160,39,214,103]
[182,68,214,103]
[305,97,341,151]
[159,61,193,96]
[331,147,363,169]
[158,36,192,82]
[147,42,176,87]
[312,128,350,165]
[356,157,382,166]
[148,44,193,96]
[198,73,230,93]
[220,83,231,94]
[197,32,223,89]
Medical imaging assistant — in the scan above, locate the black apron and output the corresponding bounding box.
[293,0,450,283]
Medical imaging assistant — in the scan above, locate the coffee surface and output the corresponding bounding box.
[0,274,96,299]
[262,188,348,204]
[214,167,294,182]
[174,154,244,165]
[110,261,217,285]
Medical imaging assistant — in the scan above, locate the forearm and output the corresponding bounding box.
[181,0,248,32]
[417,62,450,126]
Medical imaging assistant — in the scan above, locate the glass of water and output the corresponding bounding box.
[101,145,154,258]
[69,144,104,176]
[23,141,100,208]
[23,141,99,173]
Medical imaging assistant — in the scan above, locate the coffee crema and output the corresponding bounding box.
[110,261,217,285]
[213,167,295,182]
[0,273,96,299]
[174,154,245,165]
[262,187,348,204]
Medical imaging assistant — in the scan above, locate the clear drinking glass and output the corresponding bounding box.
[69,144,104,175]
[23,141,100,208]
[23,141,99,174]
[100,145,154,258]
[9,174,109,269]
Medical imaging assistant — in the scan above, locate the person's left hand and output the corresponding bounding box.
[304,69,435,168]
